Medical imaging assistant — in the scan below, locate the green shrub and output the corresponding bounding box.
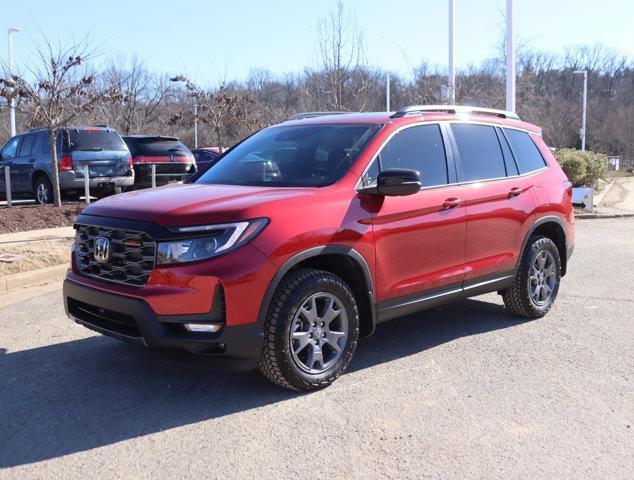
[554,149,608,187]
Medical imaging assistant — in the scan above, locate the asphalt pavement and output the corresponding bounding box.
[0,218,632,479]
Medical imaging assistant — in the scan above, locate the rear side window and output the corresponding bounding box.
[376,124,448,187]
[68,129,127,152]
[451,124,506,181]
[17,134,35,156]
[503,128,547,174]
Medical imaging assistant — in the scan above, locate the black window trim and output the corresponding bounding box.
[355,122,458,192]
[499,126,548,175]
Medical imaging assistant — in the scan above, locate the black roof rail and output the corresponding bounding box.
[286,111,352,121]
[390,105,521,120]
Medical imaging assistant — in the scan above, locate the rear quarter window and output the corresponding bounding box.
[503,128,547,174]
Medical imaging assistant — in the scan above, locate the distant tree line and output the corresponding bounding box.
[1,2,632,164]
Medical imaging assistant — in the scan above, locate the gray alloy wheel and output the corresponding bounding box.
[529,250,557,306]
[290,292,349,374]
[34,177,53,204]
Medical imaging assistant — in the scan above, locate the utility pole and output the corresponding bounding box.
[7,27,22,137]
[573,70,588,151]
[386,72,390,112]
[505,0,515,112]
[193,103,199,148]
[448,0,456,105]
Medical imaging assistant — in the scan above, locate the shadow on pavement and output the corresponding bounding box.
[0,297,523,467]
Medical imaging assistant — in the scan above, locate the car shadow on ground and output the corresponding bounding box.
[0,297,524,468]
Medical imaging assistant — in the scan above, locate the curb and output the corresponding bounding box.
[0,264,68,292]
[576,213,634,219]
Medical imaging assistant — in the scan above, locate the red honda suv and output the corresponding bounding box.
[64,105,575,391]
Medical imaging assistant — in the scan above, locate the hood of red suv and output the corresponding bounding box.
[81,183,315,226]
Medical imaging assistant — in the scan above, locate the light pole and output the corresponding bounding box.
[7,27,22,137]
[573,70,588,151]
[505,0,515,112]
[193,103,198,148]
[448,0,456,105]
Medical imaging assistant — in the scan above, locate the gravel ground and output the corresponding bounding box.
[0,240,72,276]
[0,204,83,234]
[0,218,632,479]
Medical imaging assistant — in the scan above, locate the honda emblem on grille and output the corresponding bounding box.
[93,237,111,263]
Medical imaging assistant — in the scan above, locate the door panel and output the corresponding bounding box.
[13,133,37,193]
[372,186,467,301]
[463,177,535,279]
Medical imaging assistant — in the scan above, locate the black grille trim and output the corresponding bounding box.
[68,297,143,338]
[75,224,156,287]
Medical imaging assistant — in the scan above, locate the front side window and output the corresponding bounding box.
[503,128,547,174]
[376,124,448,188]
[196,124,379,187]
[1,137,21,160]
[451,124,506,181]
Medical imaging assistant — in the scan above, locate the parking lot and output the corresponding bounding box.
[0,217,632,479]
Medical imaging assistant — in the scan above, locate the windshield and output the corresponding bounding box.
[68,129,127,152]
[195,124,380,187]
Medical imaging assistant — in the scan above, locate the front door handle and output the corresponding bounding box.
[442,197,463,209]
[509,187,522,197]
[29,157,36,163]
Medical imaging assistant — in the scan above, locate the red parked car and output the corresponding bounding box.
[64,105,575,391]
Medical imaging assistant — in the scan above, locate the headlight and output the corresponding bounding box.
[156,218,269,265]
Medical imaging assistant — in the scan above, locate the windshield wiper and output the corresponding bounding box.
[79,147,103,151]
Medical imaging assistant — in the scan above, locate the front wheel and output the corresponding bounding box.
[258,269,359,391]
[503,235,561,318]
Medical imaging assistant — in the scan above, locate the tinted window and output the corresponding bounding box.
[68,129,127,152]
[503,128,547,174]
[125,138,191,157]
[1,137,21,160]
[451,124,506,181]
[376,124,448,187]
[497,129,519,176]
[197,124,378,187]
[17,134,35,157]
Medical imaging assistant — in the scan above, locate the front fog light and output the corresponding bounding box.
[184,323,222,333]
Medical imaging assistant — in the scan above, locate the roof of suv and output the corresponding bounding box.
[282,108,541,135]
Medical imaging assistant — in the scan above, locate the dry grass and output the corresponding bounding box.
[0,240,72,276]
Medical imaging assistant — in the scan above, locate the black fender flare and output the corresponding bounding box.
[518,215,570,274]
[256,245,377,336]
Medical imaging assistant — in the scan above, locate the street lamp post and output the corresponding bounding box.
[505,0,515,112]
[7,27,22,137]
[385,72,390,112]
[448,0,456,105]
[573,70,588,151]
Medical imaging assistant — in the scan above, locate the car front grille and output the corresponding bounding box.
[75,224,156,286]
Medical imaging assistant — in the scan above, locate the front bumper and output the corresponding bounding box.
[64,279,263,370]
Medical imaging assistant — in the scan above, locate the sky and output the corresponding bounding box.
[2,0,633,86]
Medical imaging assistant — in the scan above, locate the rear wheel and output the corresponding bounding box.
[34,176,53,204]
[258,269,359,391]
[503,235,561,318]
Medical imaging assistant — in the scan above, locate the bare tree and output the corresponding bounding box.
[316,0,367,110]
[0,37,125,206]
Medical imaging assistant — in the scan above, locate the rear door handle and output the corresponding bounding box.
[29,158,36,163]
[509,187,522,197]
[442,197,463,209]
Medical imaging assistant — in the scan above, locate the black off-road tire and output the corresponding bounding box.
[503,235,561,319]
[258,268,360,391]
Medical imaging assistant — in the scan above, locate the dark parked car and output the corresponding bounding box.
[0,126,134,203]
[191,147,222,174]
[64,105,575,391]
[123,136,196,189]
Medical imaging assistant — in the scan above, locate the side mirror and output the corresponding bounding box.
[360,168,421,196]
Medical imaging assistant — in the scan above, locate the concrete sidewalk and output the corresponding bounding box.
[596,176,634,214]
[0,226,75,245]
